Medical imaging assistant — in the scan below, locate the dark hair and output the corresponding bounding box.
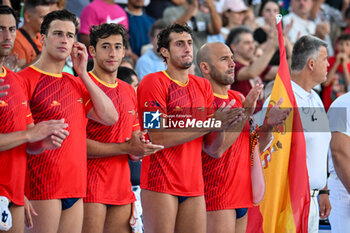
[291,35,328,71]
[225,26,252,46]
[149,19,168,38]
[40,9,78,35]
[258,0,280,17]
[89,23,128,48]
[337,33,350,43]
[24,0,50,13]
[0,5,18,27]
[157,23,193,63]
[117,66,138,85]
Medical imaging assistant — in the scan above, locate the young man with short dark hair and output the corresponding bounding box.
[82,23,163,233]
[18,10,118,233]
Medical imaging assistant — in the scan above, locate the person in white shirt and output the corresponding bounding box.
[135,19,168,79]
[260,35,332,233]
[282,0,329,45]
[327,92,350,233]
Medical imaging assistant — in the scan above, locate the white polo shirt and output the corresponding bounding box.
[292,81,331,190]
[258,81,331,190]
[327,92,350,174]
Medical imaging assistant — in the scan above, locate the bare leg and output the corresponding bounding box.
[57,198,83,233]
[2,204,24,233]
[206,209,236,233]
[175,196,206,233]
[82,202,107,233]
[104,204,132,233]
[24,200,61,233]
[235,212,247,233]
[141,190,178,233]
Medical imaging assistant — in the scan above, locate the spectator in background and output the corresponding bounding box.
[226,26,278,113]
[49,0,65,11]
[145,0,183,19]
[163,0,222,75]
[322,34,350,111]
[135,19,168,79]
[255,0,279,29]
[66,0,90,18]
[283,0,330,45]
[10,0,51,70]
[120,56,135,70]
[220,0,248,40]
[254,0,293,66]
[117,66,139,89]
[310,0,346,57]
[125,0,155,57]
[79,0,129,49]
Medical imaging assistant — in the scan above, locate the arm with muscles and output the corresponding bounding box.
[258,97,291,152]
[149,99,242,149]
[203,84,263,158]
[330,131,350,193]
[319,184,331,219]
[236,30,279,81]
[205,0,222,35]
[203,100,246,158]
[0,119,68,152]
[0,79,9,97]
[71,42,118,126]
[87,130,164,160]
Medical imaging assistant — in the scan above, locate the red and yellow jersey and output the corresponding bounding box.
[202,90,253,211]
[84,72,138,205]
[0,67,33,206]
[137,71,214,196]
[18,65,92,200]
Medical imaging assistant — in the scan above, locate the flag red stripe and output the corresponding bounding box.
[276,19,310,232]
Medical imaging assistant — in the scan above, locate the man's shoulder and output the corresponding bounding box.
[17,66,37,77]
[3,67,22,82]
[189,74,211,89]
[118,79,136,93]
[228,89,243,99]
[139,71,166,86]
[330,92,350,108]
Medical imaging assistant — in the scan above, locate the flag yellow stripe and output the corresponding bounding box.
[260,74,296,232]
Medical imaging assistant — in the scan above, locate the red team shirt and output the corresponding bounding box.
[0,67,33,205]
[84,72,138,205]
[202,90,253,211]
[18,66,92,200]
[137,71,214,196]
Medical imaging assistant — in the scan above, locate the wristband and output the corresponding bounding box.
[319,190,330,195]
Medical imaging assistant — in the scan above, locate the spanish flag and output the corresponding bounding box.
[246,15,310,233]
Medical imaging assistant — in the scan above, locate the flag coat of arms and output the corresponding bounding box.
[246,15,310,233]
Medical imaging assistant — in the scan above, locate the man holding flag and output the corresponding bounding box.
[249,15,332,233]
[197,41,290,233]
